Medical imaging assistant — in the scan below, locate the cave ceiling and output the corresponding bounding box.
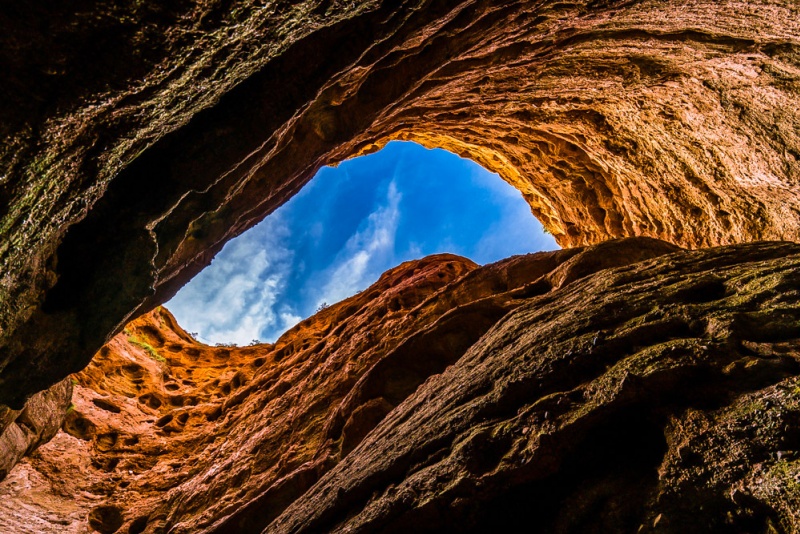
[0,0,798,417]
[1,2,800,533]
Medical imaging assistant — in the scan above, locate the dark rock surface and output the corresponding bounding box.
[271,240,800,534]
[1,1,799,532]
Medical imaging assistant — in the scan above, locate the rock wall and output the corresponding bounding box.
[272,240,800,534]
[1,1,799,531]
[1,238,798,533]
[0,378,72,482]
[1,0,799,414]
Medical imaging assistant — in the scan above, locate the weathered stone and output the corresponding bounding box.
[2,239,799,533]
[0,239,669,531]
[270,240,800,534]
[0,378,72,482]
[1,1,799,532]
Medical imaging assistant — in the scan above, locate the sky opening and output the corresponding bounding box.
[166,141,558,345]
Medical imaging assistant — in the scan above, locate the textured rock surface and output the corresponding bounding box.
[2,0,800,413]
[2,238,799,533]
[0,378,72,482]
[272,240,800,534]
[0,239,669,532]
[2,1,800,531]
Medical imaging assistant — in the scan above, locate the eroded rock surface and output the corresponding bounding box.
[2,2,800,531]
[2,238,799,533]
[272,240,800,534]
[2,0,799,414]
[0,378,72,482]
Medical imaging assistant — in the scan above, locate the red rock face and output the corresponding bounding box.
[3,238,800,533]
[1,254,482,532]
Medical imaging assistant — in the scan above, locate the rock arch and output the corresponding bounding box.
[1,0,798,409]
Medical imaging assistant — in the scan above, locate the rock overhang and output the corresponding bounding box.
[1,0,799,441]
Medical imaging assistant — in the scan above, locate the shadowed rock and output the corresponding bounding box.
[270,241,800,534]
[1,1,799,532]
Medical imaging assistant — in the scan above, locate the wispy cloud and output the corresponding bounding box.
[166,212,298,345]
[314,180,402,308]
[166,141,558,346]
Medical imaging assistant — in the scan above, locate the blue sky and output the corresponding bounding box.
[166,141,557,344]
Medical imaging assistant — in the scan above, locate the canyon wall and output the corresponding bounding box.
[1,0,799,414]
[1,1,799,531]
[272,239,800,534]
[1,238,799,533]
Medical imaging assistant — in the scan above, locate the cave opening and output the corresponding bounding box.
[165,140,558,346]
[2,1,800,532]
[1,140,567,534]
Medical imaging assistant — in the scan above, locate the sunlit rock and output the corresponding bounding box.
[1,0,799,411]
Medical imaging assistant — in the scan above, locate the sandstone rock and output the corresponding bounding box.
[270,241,800,534]
[0,239,666,532]
[2,254,481,533]
[2,0,799,416]
[0,377,72,482]
[3,238,799,533]
[1,1,800,532]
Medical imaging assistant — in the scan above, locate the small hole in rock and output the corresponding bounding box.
[95,432,118,452]
[92,398,122,413]
[155,414,174,427]
[88,505,124,534]
[138,394,162,409]
[128,516,149,534]
[64,414,96,440]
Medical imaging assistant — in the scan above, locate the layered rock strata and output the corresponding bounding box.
[273,240,800,534]
[1,238,799,533]
[2,0,799,416]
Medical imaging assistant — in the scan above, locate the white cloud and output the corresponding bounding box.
[166,212,296,345]
[167,179,404,345]
[278,309,302,331]
[406,242,422,258]
[314,181,402,308]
